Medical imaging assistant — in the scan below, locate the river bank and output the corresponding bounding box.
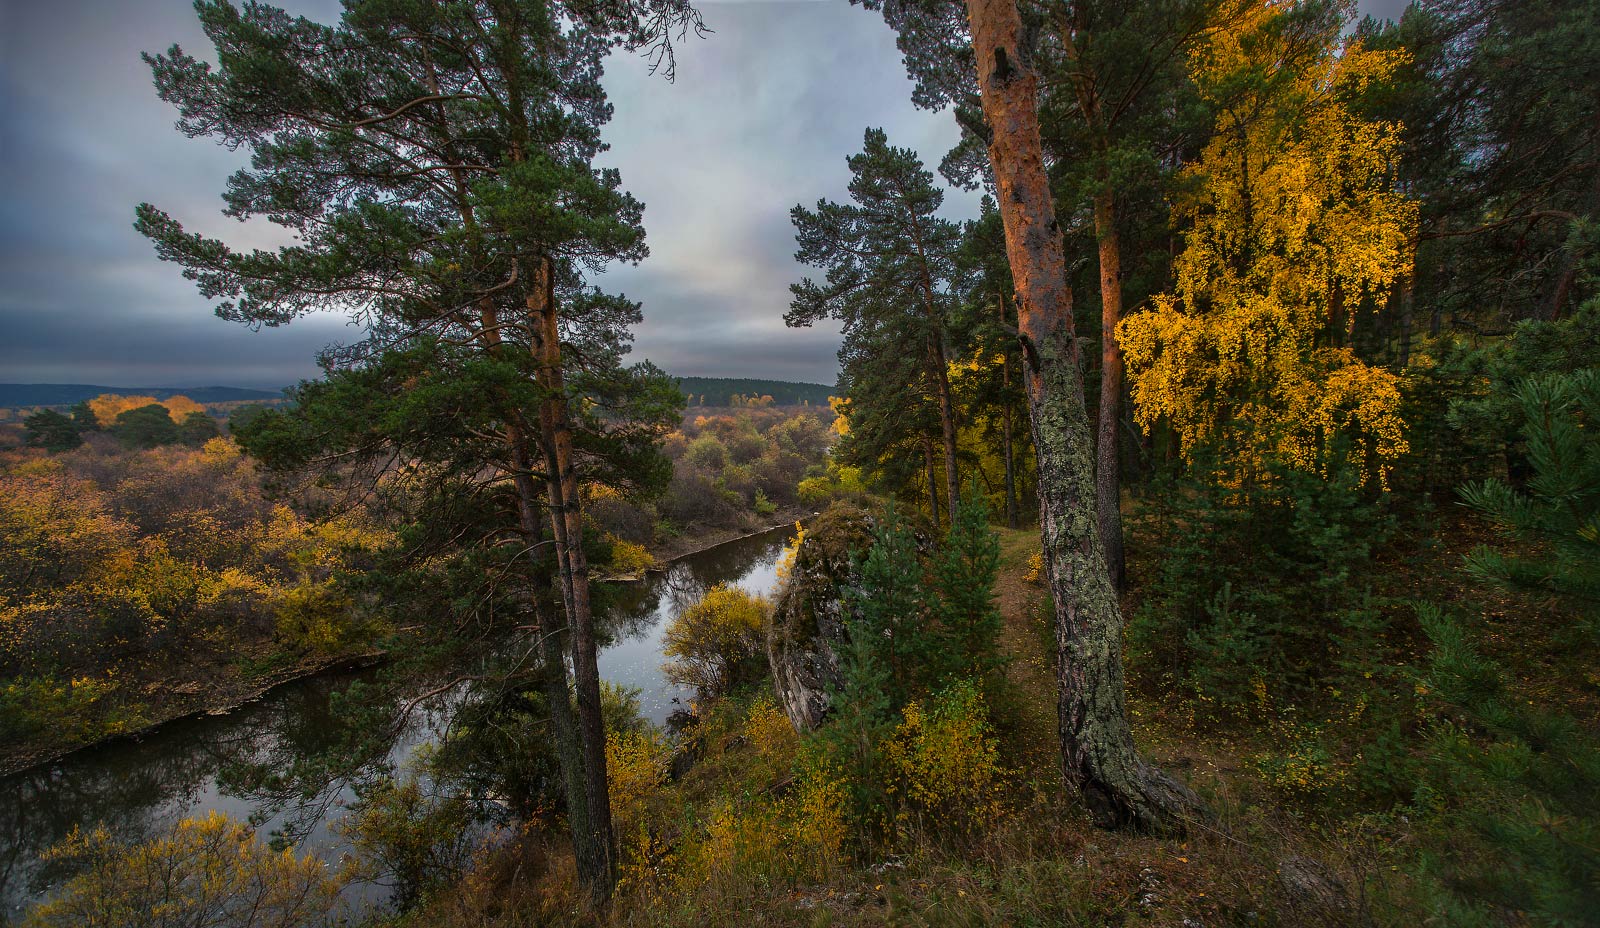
[1,522,803,921]
[1,510,811,778]
[0,648,386,778]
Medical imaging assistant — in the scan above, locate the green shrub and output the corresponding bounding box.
[1127,451,1395,710]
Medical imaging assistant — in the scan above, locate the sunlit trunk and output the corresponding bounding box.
[962,0,1200,832]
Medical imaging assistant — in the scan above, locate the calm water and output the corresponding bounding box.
[0,524,796,924]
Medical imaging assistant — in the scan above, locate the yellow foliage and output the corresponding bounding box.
[827,395,850,437]
[605,534,657,574]
[744,695,798,767]
[1023,551,1045,585]
[608,726,675,895]
[273,577,369,653]
[607,727,672,834]
[87,393,206,426]
[784,759,848,876]
[200,436,240,462]
[1118,6,1414,487]
[775,522,806,584]
[883,681,1007,836]
[24,811,342,928]
[0,465,138,597]
[661,584,767,696]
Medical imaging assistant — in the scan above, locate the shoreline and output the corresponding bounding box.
[599,508,813,581]
[0,650,387,779]
[2,511,812,778]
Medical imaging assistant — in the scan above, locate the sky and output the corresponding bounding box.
[0,0,1409,391]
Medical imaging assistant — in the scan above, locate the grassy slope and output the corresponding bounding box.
[397,524,1417,928]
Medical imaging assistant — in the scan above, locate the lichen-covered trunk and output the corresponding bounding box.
[529,258,616,901]
[962,0,1200,832]
[1093,191,1127,591]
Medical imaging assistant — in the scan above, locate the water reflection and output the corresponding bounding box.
[0,523,795,924]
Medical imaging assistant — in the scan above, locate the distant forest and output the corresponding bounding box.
[675,377,834,407]
[0,383,282,408]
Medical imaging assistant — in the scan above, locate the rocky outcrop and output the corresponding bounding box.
[765,503,877,731]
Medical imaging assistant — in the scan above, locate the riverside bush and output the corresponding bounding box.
[661,584,767,697]
[23,812,343,928]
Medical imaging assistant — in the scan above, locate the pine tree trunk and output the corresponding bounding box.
[1000,292,1019,529]
[923,436,942,529]
[506,438,593,862]
[914,223,962,519]
[1398,270,1414,368]
[962,0,1200,832]
[933,335,962,519]
[1092,191,1127,591]
[529,258,617,901]
[1002,403,1019,529]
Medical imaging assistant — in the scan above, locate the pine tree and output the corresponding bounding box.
[788,129,964,525]
[933,488,1004,686]
[132,0,695,901]
[848,509,937,707]
[1460,369,1600,634]
[22,410,84,452]
[854,0,1203,832]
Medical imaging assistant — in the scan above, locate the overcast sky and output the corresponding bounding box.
[0,0,1408,390]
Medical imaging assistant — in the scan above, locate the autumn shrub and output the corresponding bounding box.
[341,776,484,911]
[678,768,846,895]
[272,576,369,654]
[883,680,1007,840]
[608,725,674,893]
[742,695,798,781]
[22,811,344,928]
[661,583,767,697]
[605,534,657,575]
[796,462,866,506]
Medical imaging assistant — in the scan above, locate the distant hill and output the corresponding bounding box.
[675,377,835,408]
[0,384,284,408]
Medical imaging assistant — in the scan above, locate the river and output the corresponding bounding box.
[0,523,797,924]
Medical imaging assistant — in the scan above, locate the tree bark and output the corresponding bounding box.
[529,257,617,901]
[1092,191,1127,591]
[961,0,1200,832]
[932,335,962,519]
[1398,269,1414,368]
[506,437,594,867]
[922,436,942,529]
[1000,292,1019,529]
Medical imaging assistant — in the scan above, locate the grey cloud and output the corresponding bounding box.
[1,0,1412,390]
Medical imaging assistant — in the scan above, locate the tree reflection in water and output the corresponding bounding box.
[0,523,796,924]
